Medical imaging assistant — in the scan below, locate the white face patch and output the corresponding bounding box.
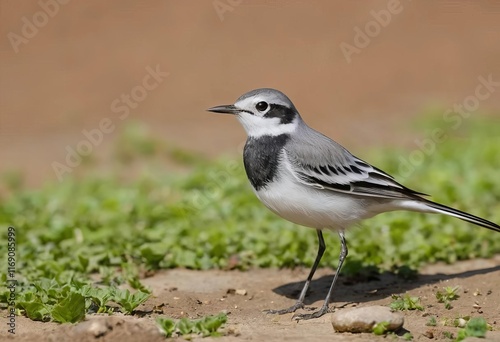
[228,88,299,138]
[234,94,291,118]
[237,113,298,138]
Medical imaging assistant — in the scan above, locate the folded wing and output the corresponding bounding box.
[284,149,427,200]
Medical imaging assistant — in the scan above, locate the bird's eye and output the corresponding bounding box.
[255,101,268,112]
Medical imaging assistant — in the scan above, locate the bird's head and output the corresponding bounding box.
[208,88,300,138]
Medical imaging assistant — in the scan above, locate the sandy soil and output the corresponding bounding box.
[1,1,500,341]
[4,257,500,341]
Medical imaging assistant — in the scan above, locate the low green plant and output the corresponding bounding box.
[372,321,390,335]
[0,278,150,322]
[443,331,454,339]
[113,289,150,314]
[455,317,488,341]
[389,294,424,311]
[426,316,437,326]
[402,332,413,341]
[156,313,228,338]
[436,286,460,310]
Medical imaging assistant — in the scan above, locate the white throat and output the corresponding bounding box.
[237,113,299,138]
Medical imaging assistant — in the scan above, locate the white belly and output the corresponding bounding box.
[254,169,384,231]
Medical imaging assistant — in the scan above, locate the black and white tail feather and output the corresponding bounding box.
[286,146,500,233]
[420,199,500,233]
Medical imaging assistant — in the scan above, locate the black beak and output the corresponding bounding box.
[206,104,240,115]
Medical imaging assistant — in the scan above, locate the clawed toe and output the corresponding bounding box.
[264,302,304,315]
[265,302,331,320]
[292,306,330,321]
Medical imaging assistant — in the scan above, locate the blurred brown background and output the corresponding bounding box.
[1,0,500,189]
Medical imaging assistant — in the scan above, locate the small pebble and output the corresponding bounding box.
[73,318,112,337]
[235,289,247,296]
[457,318,467,327]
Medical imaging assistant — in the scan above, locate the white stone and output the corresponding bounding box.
[73,318,111,337]
[331,305,404,333]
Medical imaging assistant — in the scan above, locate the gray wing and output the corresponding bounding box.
[284,125,427,200]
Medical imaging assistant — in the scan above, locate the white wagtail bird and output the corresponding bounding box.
[207,88,500,320]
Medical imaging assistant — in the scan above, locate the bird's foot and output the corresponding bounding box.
[264,301,304,315]
[292,304,330,321]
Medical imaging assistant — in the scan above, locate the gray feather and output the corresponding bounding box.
[284,118,427,200]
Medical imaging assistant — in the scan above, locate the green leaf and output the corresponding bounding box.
[195,313,227,336]
[436,286,460,310]
[51,292,86,323]
[426,316,437,326]
[177,317,194,335]
[78,255,89,272]
[372,321,390,335]
[113,289,150,314]
[18,302,50,321]
[389,294,423,311]
[156,317,176,337]
[155,313,227,338]
[140,243,168,268]
[464,317,488,338]
[79,285,115,312]
[402,332,413,341]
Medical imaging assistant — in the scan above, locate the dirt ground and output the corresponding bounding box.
[1,1,500,341]
[6,257,500,341]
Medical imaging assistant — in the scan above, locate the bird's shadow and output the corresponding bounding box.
[272,264,500,306]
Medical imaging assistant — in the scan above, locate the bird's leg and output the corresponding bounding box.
[292,231,348,320]
[265,229,325,315]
